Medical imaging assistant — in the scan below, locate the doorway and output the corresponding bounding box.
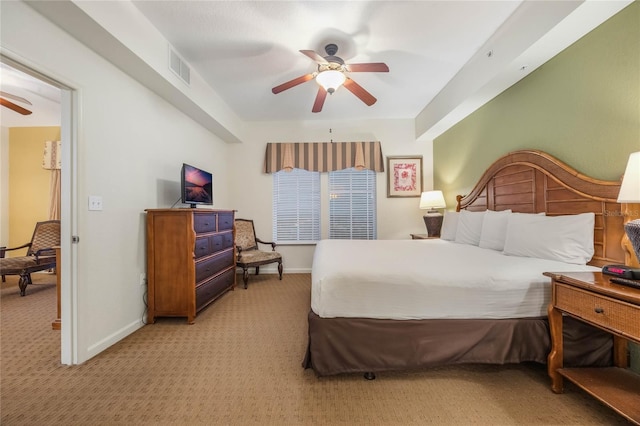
[0,55,77,365]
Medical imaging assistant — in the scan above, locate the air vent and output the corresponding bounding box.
[169,47,191,85]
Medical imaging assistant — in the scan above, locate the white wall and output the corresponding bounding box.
[1,1,435,363]
[229,119,434,273]
[1,1,231,363]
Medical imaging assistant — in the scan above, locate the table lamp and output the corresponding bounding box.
[617,151,640,265]
[419,190,446,237]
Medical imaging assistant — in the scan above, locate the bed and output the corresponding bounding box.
[303,150,627,377]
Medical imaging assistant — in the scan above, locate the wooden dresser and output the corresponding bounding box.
[545,271,640,424]
[146,209,235,324]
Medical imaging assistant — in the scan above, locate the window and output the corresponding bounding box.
[272,168,320,242]
[329,168,376,239]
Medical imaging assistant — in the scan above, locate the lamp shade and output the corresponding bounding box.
[316,70,346,94]
[419,190,446,210]
[617,151,640,266]
[617,151,640,203]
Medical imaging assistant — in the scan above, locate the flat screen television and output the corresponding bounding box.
[181,163,213,208]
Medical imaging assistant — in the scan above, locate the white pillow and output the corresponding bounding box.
[455,210,486,246]
[440,211,459,241]
[503,212,595,264]
[479,210,512,251]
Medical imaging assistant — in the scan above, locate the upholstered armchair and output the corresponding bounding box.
[234,219,283,289]
[0,220,60,296]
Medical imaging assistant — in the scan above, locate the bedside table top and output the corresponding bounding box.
[544,271,640,306]
[410,233,439,240]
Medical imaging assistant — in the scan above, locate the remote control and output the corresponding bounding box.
[609,277,640,290]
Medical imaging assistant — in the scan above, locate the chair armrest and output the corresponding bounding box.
[256,238,277,251]
[33,247,56,260]
[1,242,31,256]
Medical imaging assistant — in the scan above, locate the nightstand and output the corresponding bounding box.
[545,271,640,424]
[410,233,438,240]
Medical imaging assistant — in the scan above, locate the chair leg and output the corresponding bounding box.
[278,261,283,280]
[18,274,28,296]
[243,268,249,289]
[255,266,260,276]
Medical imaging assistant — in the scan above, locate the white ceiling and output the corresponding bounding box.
[131,0,525,121]
[0,62,61,128]
[128,0,632,128]
[1,1,631,139]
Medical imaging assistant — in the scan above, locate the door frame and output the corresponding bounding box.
[0,54,79,365]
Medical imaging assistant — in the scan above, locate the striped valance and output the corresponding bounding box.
[263,141,384,173]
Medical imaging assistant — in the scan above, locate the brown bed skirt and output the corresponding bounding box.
[303,311,612,377]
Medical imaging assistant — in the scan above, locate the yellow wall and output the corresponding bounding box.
[8,127,60,256]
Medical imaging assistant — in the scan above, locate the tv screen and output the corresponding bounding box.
[181,163,213,208]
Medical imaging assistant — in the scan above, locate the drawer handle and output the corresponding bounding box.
[594,307,604,314]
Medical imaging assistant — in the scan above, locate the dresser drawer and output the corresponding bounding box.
[195,233,233,259]
[193,213,217,234]
[196,268,235,311]
[218,212,234,231]
[212,231,234,252]
[556,283,640,340]
[194,237,211,259]
[195,249,234,283]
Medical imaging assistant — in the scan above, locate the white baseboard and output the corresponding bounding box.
[85,318,144,361]
[235,266,310,274]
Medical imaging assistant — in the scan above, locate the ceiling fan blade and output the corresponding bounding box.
[0,91,33,105]
[346,63,389,73]
[0,98,33,115]
[312,87,327,113]
[300,50,328,64]
[272,74,315,94]
[343,78,377,106]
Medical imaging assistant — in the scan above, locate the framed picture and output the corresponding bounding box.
[387,155,423,197]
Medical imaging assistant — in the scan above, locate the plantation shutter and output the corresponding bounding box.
[329,168,376,240]
[273,168,321,242]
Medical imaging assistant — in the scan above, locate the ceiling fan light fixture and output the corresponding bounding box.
[316,70,346,94]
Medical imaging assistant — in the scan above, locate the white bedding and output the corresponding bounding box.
[311,239,599,320]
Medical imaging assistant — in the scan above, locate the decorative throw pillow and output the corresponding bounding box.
[503,212,595,264]
[479,210,512,251]
[440,211,459,241]
[455,210,486,246]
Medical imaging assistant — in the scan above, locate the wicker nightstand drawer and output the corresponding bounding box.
[546,271,640,423]
[555,283,640,341]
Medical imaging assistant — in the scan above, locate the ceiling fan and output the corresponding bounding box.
[272,43,389,113]
[0,91,32,115]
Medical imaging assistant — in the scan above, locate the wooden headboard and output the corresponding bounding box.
[455,150,625,267]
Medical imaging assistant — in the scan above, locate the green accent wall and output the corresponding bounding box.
[434,2,640,374]
[434,2,639,207]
